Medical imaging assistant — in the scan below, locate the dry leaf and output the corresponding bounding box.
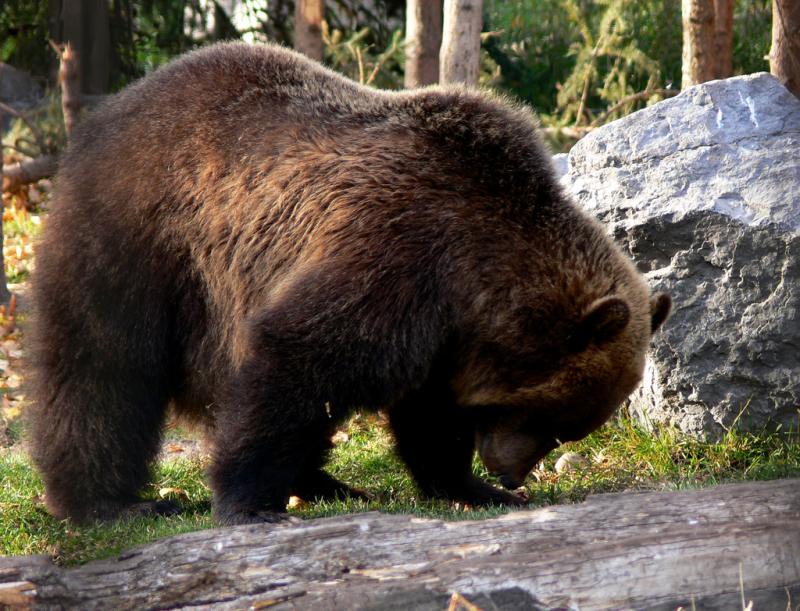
[158,487,189,500]
[331,430,349,444]
[555,452,589,474]
[287,496,307,510]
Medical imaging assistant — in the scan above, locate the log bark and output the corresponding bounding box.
[440,0,482,86]
[770,0,800,98]
[405,0,443,88]
[681,0,716,88]
[2,156,58,192]
[294,0,325,62]
[1,478,798,610]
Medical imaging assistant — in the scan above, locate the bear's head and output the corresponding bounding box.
[453,290,671,490]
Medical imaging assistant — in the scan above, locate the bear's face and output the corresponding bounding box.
[456,293,671,489]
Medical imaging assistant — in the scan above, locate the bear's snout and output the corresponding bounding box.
[477,425,550,490]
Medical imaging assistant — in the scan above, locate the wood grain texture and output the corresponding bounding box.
[440,0,482,86]
[1,478,798,610]
[294,0,324,61]
[405,0,443,88]
[681,0,716,88]
[770,0,800,98]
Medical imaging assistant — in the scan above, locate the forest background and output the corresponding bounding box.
[0,0,775,133]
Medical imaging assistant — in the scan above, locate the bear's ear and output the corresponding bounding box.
[650,293,671,333]
[573,296,630,350]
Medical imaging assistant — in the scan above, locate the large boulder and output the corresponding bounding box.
[562,73,800,439]
[0,62,43,130]
[0,63,42,106]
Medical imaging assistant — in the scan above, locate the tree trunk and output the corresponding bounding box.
[770,0,800,98]
[404,0,443,88]
[84,0,110,95]
[440,0,482,86]
[294,0,325,62]
[1,478,799,610]
[48,0,111,95]
[713,0,733,79]
[58,43,81,137]
[0,110,10,305]
[681,0,716,88]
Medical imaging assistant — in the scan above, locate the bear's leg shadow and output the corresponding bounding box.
[292,437,371,503]
[389,381,526,507]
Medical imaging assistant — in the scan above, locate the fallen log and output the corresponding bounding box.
[2,155,57,192]
[1,478,798,610]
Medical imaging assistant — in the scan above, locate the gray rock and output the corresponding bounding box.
[562,73,800,439]
[0,62,42,108]
[0,62,43,130]
[551,152,569,179]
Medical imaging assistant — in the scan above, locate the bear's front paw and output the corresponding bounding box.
[425,477,529,507]
[467,482,528,507]
[215,509,303,527]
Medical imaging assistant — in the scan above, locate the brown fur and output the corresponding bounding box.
[29,42,669,525]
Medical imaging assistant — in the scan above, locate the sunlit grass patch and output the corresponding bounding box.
[1,411,798,565]
[3,204,41,284]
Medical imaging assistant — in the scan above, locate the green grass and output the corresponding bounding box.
[2,204,41,284]
[1,412,798,566]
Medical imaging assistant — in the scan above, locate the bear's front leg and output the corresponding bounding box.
[209,261,451,524]
[209,357,338,525]
[208,320,387,524]
[389,381,527,507]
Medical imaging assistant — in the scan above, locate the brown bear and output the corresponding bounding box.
[29,42,670,525]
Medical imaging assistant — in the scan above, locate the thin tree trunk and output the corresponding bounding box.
[295,0,325,62]
[405,0,443,88]
[770,0,800,98]
[85,0,111,94]
[0,110,10,304]
[58,43,81,137]
[713,0,733,79]
[681,0,716,88]
[51,0,111,95]
[440,0,482,86]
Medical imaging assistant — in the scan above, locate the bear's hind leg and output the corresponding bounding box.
[389,381,526,507]
[30,358,170,523]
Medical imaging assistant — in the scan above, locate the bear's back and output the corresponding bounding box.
[70,43,388,156]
